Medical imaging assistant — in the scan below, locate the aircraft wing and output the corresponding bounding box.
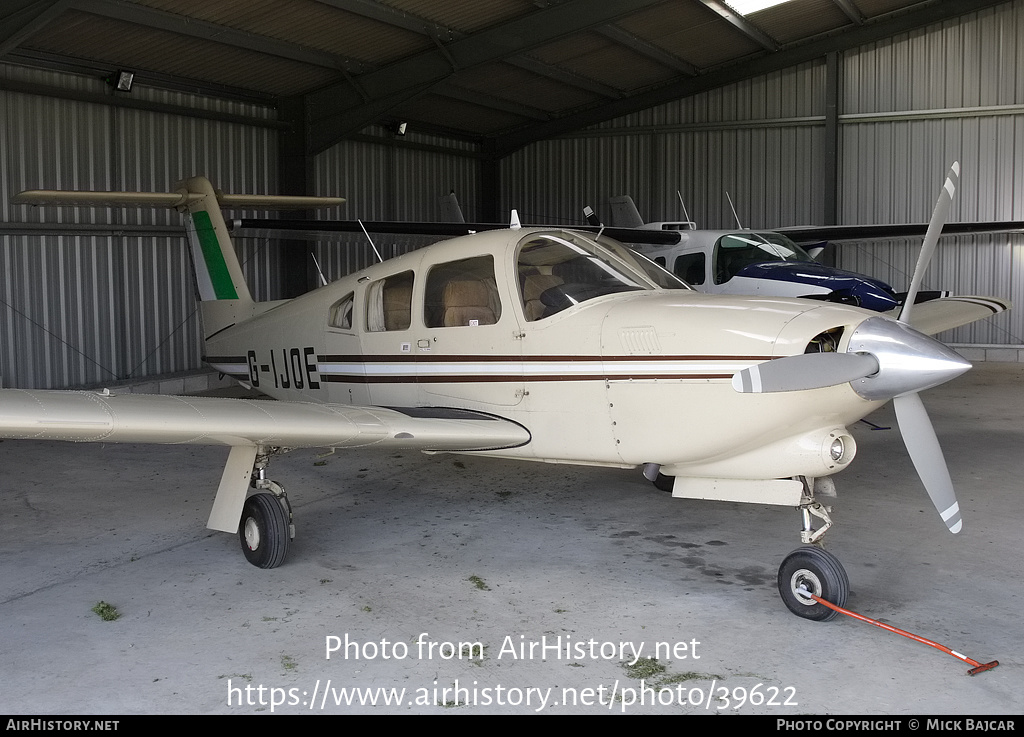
[231,216,1024,248]
[228,217,682,246]
[0,389,529,451]
[777,221,1024,243]
[0,389,531,534]
[885,296,1012,335]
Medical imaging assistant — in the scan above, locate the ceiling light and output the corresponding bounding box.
[725,0,793,15]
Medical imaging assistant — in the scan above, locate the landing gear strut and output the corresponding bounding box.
[239,450,293,569]
[778,477,850,621]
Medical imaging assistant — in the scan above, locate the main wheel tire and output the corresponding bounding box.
[239,493,290,569]
[777,546,849,622]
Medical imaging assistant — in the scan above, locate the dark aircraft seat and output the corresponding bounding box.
[521,273,564,321]
[552,256,603,284]
[441,279,497,326]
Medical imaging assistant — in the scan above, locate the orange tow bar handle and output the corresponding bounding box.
[967,660,1000,676]
[807,592,999,676]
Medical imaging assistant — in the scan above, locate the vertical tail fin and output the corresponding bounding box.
[178,176,252,305]
[608,195,645,228]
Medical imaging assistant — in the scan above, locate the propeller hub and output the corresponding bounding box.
[847,317,971,401]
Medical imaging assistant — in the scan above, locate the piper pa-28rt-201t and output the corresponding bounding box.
[2,163,1009,621]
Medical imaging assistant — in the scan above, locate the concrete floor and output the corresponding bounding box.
[1,362,1021,715]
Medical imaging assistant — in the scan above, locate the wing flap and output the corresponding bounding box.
[0,390,530,451]
[885,296,1011,335]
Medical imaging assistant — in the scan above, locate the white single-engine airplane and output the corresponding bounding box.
[592,194,1021,311]
[2,165,1009,621]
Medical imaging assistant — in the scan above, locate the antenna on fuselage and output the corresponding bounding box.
[676,191,694,227]
[583,205,606,239]
[357,219,384,263]
[725,191,744,230]
[310,252,328,287]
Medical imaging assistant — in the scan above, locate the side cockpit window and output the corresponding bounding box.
[366,271,414,331]
[424,255,501,328]
[516,233,649,322]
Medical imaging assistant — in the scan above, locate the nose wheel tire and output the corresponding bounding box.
[239,492,290,569]
[778,546,849,621]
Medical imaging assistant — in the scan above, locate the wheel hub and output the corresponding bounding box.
[243,517,261,551]
[790,569,822,605]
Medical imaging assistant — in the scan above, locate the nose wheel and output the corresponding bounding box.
[778,546,849,621]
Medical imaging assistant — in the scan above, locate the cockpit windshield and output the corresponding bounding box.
[713,232,815,284]
[516,231,688,321]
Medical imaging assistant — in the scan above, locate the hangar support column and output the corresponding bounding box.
[278,96,315,297]
[820,51,841,267]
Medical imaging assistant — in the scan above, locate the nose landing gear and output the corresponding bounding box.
[778,478,849,621]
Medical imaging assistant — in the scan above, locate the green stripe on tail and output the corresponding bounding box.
[192,210,239,300]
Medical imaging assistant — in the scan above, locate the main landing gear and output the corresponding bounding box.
[239,450,293,569]
[778,477,849,621]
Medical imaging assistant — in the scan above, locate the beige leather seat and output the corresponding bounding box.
[441,279,496,326]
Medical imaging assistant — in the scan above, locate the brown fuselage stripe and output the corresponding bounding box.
[319,354,772,363]
[321,373,732,384]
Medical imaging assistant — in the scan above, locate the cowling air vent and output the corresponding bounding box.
[805,327,844,354]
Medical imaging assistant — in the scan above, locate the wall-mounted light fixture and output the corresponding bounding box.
[108,70,134,92]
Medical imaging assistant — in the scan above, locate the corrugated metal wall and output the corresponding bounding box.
[834,1,1024,346]
[0,62,482,389]
[501,1,1024,349]
[4,2,1023,389]
[502,60,826,231]
[311,135,480,282]
[1,63,279,389]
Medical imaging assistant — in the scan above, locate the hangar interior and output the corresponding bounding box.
[2,1,1024,716]
[1,0,1023,390]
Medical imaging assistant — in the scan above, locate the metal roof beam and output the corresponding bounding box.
[314,0,457,42]
[698,0,779,51]
[505,55,623,99]
[326,0,626,101]
[0,0,70,57]
[489,0,1010,157]
[70,0,368,73]
[434,82,551,121]
[305,0,667,154]
[594,23,699,76]
[832,0,866,25]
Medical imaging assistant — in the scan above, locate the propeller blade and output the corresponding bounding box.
[893,392,962,533]
[732,352,879,393]
[900,162,959,324]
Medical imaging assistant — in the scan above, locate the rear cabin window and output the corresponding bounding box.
[424,255,501,328]
[328,292,354,330]
[366,271,414,331]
